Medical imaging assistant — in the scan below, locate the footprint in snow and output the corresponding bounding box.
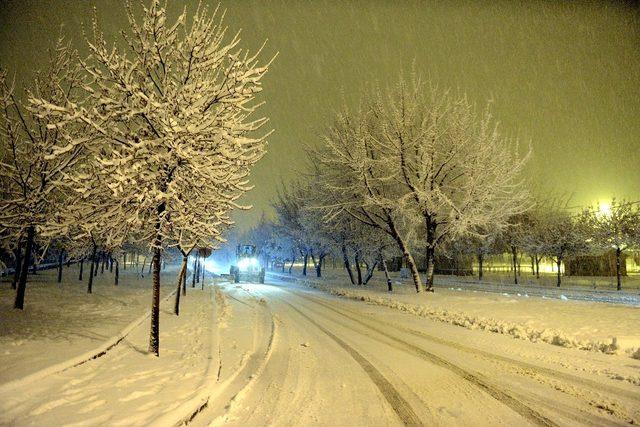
[76,399,106,414]
[118,389,156,402]
[30,398,70,416]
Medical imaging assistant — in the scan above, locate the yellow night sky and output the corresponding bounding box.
[1,0,638,228]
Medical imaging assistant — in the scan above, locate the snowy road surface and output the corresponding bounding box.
[1,277,639,426]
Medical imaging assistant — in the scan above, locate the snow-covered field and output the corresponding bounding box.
[1,267,639,425]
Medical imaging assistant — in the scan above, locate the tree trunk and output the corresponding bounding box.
[281,262,285,273]
[288,257,294,274]
[424,219,437,291]
[389,220,422,293]
[196,257,200,284]
[535,256,540,279]
[478,252,484,281]
[79,258,84,281]
[382,257,392,292]
[12,239,23,290]
[615,247,622,291]
[556,258,562,287]
[109,255,113,273]
[182,255,187,296]
[316,255,324,278]
[354,252,363,285]
[114,259,119,286]
[148,202,165,357]
[425,246,435,290]
[14,226,35,310]
[31,249,37,274]
[363,260,378,285]
[140,256,146,278]
[405,250,422,293]
[530,256,535,275]
[94,252,99,277]
[88,244,97,294]
[511,245,518,285]
[191,256,197,287]
[341,243,355,285]
[148,257,153,275]
[100,252,105,274]
[174,257,187,316]
[149,244,161,356]
[57,250,64,283]
[302,253,308,276]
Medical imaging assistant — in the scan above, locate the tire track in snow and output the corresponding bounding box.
[179,285,277,427]
[283,301,422,426]
[289,290,557,427]
[293,289,640,423]
[303,291,639,399]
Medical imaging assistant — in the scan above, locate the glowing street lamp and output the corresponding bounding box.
[597,201,612,218]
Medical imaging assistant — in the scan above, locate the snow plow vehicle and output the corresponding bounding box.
[229,244,265,284]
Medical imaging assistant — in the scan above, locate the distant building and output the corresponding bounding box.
[565,250,627,277]
[433,254,473,276]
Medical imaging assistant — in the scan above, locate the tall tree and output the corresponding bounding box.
[0,38,85,309]
[583,200,638,291]
[539,208,587,287]
[312,108,424,292]
[372,77,531,289]
[35,1,272,355]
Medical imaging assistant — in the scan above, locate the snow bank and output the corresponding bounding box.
[273,274,640,360]
[329,288,621,354]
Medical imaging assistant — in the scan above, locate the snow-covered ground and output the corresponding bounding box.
[0,264,176,382]
[270,269,640,361]
[0,281,217,426]
[1,268,639,425]
[203,279,640,425]
[440,271,640,292]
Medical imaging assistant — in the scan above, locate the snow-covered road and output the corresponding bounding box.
[1,276,639,426]
[204,279,639,426]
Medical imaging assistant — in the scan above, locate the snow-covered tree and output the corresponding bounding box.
[304,166,395,285]
[520,210,546,279]
[313,76,530,292]
[582,199,638,290]
[272,183,328,277]
[0,38,86,309]
[370,77,531,289]
[459,229,500,281]
[521,196,575,280]
[538,208,587,287]
[169,182,233,316]
[312,108,424,292]
[33,1,273,355]
[298,205,333,278]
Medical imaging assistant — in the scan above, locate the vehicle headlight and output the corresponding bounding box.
[238,258,258,271]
